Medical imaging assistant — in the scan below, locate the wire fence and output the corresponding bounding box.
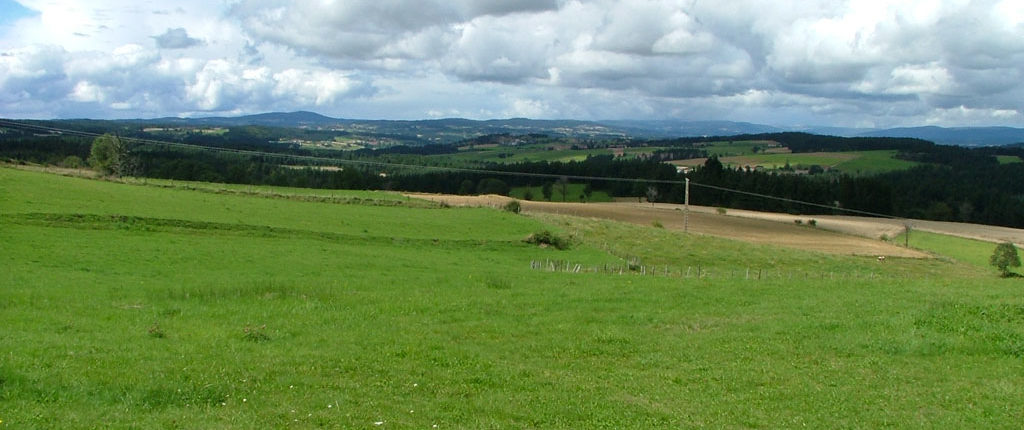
[529,259,887,282]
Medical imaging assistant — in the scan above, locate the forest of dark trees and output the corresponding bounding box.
[2,125,1023,228]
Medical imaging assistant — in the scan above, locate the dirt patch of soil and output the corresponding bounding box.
[698,207,1024,248]
[406,193,930,258]
[8,163,99,178]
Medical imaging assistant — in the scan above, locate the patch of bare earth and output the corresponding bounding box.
[406,193,929,258]
[696,207,1024,248]
[8,163,99,178]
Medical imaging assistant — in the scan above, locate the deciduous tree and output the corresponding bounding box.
[88,134,136,177]
[990,242,1021,277]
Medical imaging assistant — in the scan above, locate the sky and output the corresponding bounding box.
[0,0,1022,128]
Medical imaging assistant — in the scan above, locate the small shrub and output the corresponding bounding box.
[243,324,270,342]
[716,207,727,215]
[503,200,522,214]
[794,219,803,225]
[651,220,664,228]
[60,155,84,169]
[880,233,890,241]
[148,322,166,339]
[808,219,817,227]
[524,230,572,250]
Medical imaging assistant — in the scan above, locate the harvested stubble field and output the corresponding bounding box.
[3,166,1024,428]
[408,194,932,257]
[413,193,1024,254]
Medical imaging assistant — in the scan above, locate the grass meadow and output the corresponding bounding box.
[2,166,1023,428]
[440,145,662,164]
[718,150,919,175]
[898,229,1022,276]
[701,140,779,157]
[829,150,922,175]
[509,183,614,203]
[996,155,1023,165]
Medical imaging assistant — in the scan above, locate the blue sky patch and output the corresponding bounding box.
[0,0,38,26]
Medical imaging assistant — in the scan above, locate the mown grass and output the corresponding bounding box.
[832,150,921,175]
[509,183,614,203]
[439,144,663,164]
[2,165,1024,428]
[0,168,536,241]
[724,152,848,169]
[138,177,424,203]
[996,155,1022,165]
[897,229,1021,276]
[702,140,778,157]
[717,150,918,175]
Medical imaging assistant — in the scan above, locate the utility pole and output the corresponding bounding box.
[904,222,911,248]
[684,178,690,233]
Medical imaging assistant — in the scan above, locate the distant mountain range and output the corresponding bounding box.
[850,126,1024,147]
[126,111,1024,146]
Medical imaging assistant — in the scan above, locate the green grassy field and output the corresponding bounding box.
[717,150,918,175]
[135,177,433,207]
[701,140,781,157]
[2,166,1024,428]
[439,144,662,164]
[509,183,614,203]
[831,150,921,175]
[996,155,1022,165]
[897,230,1021,276]
[723,153,849,169]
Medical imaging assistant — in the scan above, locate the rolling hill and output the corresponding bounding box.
[3,165,1024,427]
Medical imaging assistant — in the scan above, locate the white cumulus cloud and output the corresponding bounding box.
[0,0,1021,127]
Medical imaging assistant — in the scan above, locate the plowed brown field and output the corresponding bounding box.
[408,193,1022,258]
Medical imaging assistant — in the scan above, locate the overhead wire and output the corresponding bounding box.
[0,118,902,220]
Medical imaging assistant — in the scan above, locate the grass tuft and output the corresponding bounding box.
[147,322,166,339]
[243,324,270,342]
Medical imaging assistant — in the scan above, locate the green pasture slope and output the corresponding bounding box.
[899,230,1022,276]
[718,150,918,175]
[829,150,920,175]
[2,166,1024,428]
[509,183,614,203]
[701,140,779,157]
[996,155,1022,165]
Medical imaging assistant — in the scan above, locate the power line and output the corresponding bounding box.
[688,181,898,219]
[0,118,902,220]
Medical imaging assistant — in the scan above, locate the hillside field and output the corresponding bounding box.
[672,149,919,175]
[2,166,1024,428]
[508,183,614,203]
[437,144,663,164]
